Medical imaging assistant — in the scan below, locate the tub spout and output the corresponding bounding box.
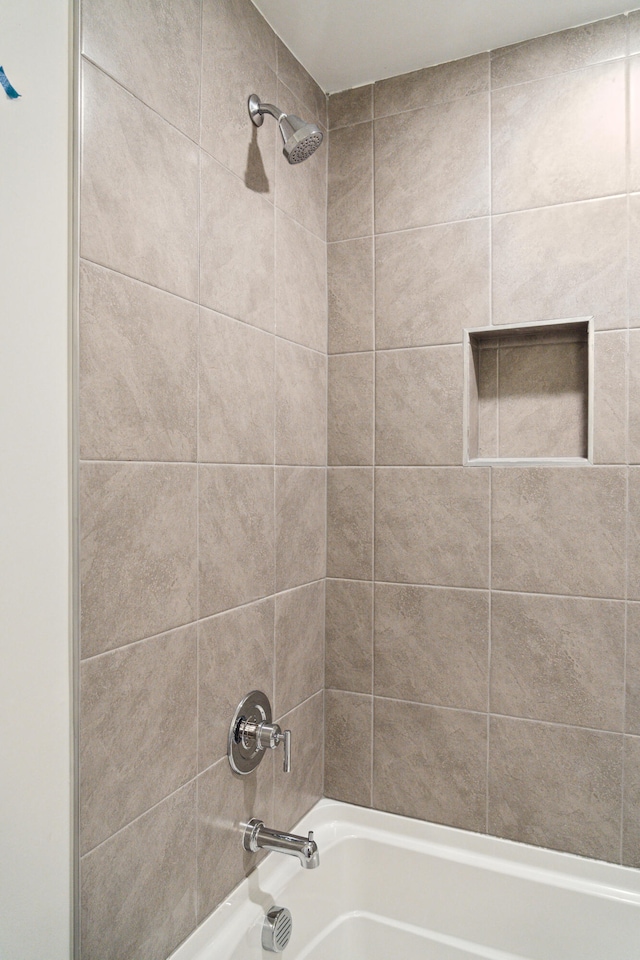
[243,818,320,869]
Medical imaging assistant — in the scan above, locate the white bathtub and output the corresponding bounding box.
[170,799,640,960]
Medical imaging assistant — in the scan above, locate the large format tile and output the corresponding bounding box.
[276,38,327,126]
[631,195,640,326]
[629,470,640,601]
[275,339,327,465]
[375,94,489,233]
[491,16,627,89]
[375,585,489,711]
[374,54,489,118]
[491,593,625,730]
[81,783,197,960]
[593,331,627,464]
[374,699,487,831]
[623,736,640,867]
[275,581,324,717]
[80,463,197,658]
[198,465,274,617]
[328,121,373,241]
[197,756,273,922]
[631,58,640,191]
[325,579,373,693]
[325,691,372,806]
[328,353,374,465]
[626,604,640,735]
[81,62,199,301]
[275,81,327,241]
[492,61,626,213]
[630,332,640,462]
[276,209,326,352]
[327,468,373,580]
[328,238,375,353]
[375,346,463,465]
[273,692,324,828]
[200,0,276,193]
[198,598,274,771]
[375,219,490,348]
[199,308,274,464]
[375,468,490,588]
[79,261,198,461]
[80,626,197,856]
[275,467,326,591]
[82,0,201,139]
[200,152,275,332]
[329,85,373,128]
[491,198,627,330]
[489,717,623,861]
[492,467,626,598]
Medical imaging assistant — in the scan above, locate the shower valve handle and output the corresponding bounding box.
[242,719,292,773]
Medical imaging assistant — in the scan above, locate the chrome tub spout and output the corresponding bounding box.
[243,818,320,869]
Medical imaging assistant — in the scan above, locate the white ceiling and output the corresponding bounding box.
[252,0,636,93]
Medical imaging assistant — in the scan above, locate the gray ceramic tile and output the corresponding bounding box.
[491,592,625,730]
[475,345,499,459]
[626,604,640,735]
[492,467,626,598]
[375,585,489,711]
[375,94,490,233]
[80,462,197,658]
[275,467,326,591]
[328,238,375,353]
[327,468,373,580]
[593,331,627,464]
[325,579,373,694]
[276,38,327,125]
[376,346,463,465]
[274,692,324,828]
[198,465,274,617]
[275,81,327,241]
[80,625,197,855]
[198,598,274,771]
[275,209,326,352]
[275,339,327,466]
[489,717,623,861]
[328,121,373,242]
[197,756,273,922]
[623,735,640,866]
[630,195,640,325]
[375,219,490,349]
[328,353,374,465]
[629,331,640,462]
[81,61,199,301]
[374,53,489,118]
[198,308,274,464]
[629,470,640,601]
[492,61,626,213]
[497,339,588,459]
[492,198,628,330]
[375,467,490,588]
[200,152,275,332]
[200,0,277,194]
[275,581,324,716]
[325,691,372,806]
[374,699,487,831]
[329,85,373,128]
[82,0,201,139]
[631,58,640,191]
[491,16,627,89]
[81,782,197,960]
[79,261,198,461]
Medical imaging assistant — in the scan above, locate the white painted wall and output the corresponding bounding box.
[0,1,73,958]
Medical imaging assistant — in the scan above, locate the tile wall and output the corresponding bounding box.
[325,12,640,868]
[78,1,327,957]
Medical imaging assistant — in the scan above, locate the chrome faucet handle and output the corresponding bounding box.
[256,722,291,772]
[229,691,292,775]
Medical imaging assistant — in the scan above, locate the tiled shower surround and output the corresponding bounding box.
[78,4,640,958]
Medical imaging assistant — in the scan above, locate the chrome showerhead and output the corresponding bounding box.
[248,94,323,165]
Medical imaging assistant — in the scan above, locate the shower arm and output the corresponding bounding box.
[248,95,286,127]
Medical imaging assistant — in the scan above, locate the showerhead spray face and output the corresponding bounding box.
[248,94,323,164]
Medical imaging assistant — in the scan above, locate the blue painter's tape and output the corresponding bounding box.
[0,66,21,99]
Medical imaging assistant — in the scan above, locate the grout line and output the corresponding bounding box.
[371,108,377,807]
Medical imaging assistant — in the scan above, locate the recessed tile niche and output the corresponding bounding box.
[464,319,593,463]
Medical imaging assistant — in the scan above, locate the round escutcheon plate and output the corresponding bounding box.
[228,689,272,775]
